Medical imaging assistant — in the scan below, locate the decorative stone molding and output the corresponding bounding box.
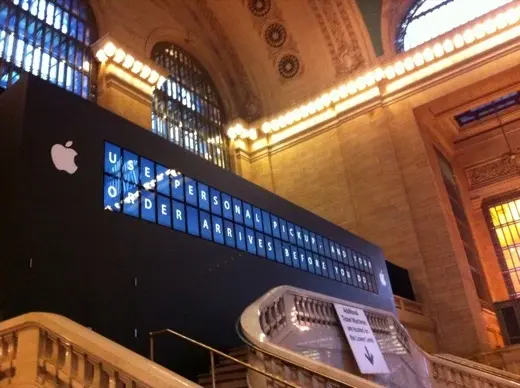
[277,54,300,79]
[245,0,302,80]
[264,22,286,48]
[466,154,520,187]
[248,0,271,17]
[308,0,365,77]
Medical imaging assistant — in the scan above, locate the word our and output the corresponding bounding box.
[103,142,378,293]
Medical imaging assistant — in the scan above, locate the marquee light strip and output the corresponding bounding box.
[227,3,520,142]
[92,35,168,91]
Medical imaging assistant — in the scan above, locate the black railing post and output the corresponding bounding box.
[149,332,155,362]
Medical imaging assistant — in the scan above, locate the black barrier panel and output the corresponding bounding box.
[103,142,378,293]
[1,76,396,377]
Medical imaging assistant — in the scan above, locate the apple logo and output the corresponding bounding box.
[51,141,78,174]
[379,270,387,287]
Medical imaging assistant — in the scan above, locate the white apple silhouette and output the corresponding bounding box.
[51,141,78,174]
[379,270,387,287]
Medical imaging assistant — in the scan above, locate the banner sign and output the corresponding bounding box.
[103,141,379,293]
[334,303,389,374]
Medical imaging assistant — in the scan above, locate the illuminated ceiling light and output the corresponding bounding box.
[374,68,385,82]
[384,66,396,79]
[239,125,249,139]
[364,72,376,86]
[95,49,108,63]
[462,29,475,44]
[320,94,332,107]
[307,102,317,115]
[248,128,258,140]
[505,8,520,25]
[103,42,116,57]
[355,76,367,90]
[346,81,358,94]
[114,48,125,63]
[422,48,434,62]
[338,85,348,98]
[484,18,497,34]
[297,107,307,120]
[271,119,281,131]
[285,112,295,125]
[131,60,143,74]
[442,39,455,53]
[292,108,303,121]
[473,23,486,39]
[452,34,465,48]
[279,114,289,128]
[432,43,444,58]
[403,57,415,71]
[261,122,271,134]
[227,126,237,139]
[287,111,297,124]
[329,88,341,102]
[513,6,520,22]
[313,97,325,111]
[496,13,508,30]
[394,61,405,75]
[122,54,134,69]
[140,65,151,79]
[412,52,424,66]
[149,70,160,84]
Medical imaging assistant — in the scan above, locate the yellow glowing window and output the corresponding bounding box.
[488,198,520,296]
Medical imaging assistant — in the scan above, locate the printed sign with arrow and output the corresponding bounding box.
[333,303,389,374]
[364,346,374,365]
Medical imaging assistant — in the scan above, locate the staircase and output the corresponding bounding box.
[5,289,520,388]
[197,347,248,388]
[0,312,201,388]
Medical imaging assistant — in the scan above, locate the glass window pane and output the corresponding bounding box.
[152,43,229,170]
[487,196,520,298]
[0,0,96,96]
[398,0,512,51]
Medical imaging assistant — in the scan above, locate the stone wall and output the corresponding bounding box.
[236,46,520,356]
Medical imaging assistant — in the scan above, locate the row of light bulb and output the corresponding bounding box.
[227,123,258,141]
[227,4,520,140]
[95,41,167,89]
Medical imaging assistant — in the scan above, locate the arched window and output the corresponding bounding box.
[396,0,512,52]
[0,0,97,99]
[152,42,229,170]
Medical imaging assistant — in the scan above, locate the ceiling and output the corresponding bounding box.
[90,0,380,121]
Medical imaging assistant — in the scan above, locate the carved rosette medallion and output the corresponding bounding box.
[245,0,301,80]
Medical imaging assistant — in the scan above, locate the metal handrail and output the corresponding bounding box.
[149,329,299,388]
[234,319,358,388]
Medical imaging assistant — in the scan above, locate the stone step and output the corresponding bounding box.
[198,370,247,385]
[204,363,247,375]
[226,347,248,358]
[216,353,248,366]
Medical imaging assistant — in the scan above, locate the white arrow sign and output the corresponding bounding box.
[334,303,389,374]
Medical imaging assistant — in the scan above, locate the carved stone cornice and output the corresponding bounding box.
[308,0,365,78]
[466,154,520,188]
